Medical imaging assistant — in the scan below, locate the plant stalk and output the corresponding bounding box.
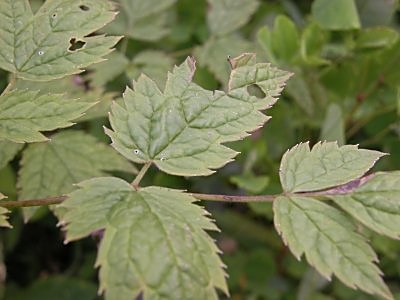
[131,162,152,189]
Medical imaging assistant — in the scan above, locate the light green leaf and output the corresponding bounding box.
[320,103,345,145]
[0,207,11,228]
[126,51,175,90]
[270,15,300,63]
[0,0,120,81]
[195,35,253,83]
[104,0,176,41]
[19,130,136,220]
[0,141,23,169]
[312,0,361,30]
[279,142,385,193]
[0,90,92,143]
[106,54,292,176]
[16,76,117,122]
[57,177,227,299]
[207,0,259,36]
[330,172,400,239]
[356,28,399,50]
[274,196,392,300]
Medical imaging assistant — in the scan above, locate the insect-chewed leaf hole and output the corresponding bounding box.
[68,38,86,51]
[79,5,90,11]
[247,84,266,99]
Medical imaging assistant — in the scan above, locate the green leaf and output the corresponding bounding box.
[0,90,92,143]
[0,141,23,169]
[16,76,117,122]
[312,0,361,30]
[104,0,176,41]
[273,196,392,300]
[300,22,330,66]
[320,103,345,146]
[195,35,253,83]
[106,53,292,176]
[355,28,399,50]
[57,177,227,299]
[279,142,385,193]
[126,51,175,90]
[0,0,120,81]
[270,15,300,63]
[207,0,259,36]
[330,172,400,239]
[0,207,11,228]
[19,130,136,220]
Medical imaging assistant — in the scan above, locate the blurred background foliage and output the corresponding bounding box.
[1,0,400,299]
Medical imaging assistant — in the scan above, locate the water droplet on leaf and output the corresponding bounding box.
[133,149,140,155]
[38,50,44,56]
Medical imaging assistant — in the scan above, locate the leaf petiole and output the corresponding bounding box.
[131,162,152,189]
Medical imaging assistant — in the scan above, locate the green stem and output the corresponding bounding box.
[131,162,152,189]
[1,73,17,96]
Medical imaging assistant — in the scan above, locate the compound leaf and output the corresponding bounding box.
[0,207,11,228]
[57,177,227,299]
[0,0,120,81]
[274,196,392,300]
[0,90,92,143]
[0,141,23,169]
[104,0,176,41]
[106,53,292,176]
[330,172,400,239]
[19,130,136,220]
[207,0,259,36]
[279,142,385,193]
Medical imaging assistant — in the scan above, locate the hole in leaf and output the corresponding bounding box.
[68,38,86,51]
[79,5,90,11]
[247,84,266,99]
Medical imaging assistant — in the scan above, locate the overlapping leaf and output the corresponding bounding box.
[274,196,392,300]
[0,90,92,143]
[57,177,227,299]
[330,172,400,239]
[0,0,119,81]
[104,0,176,41]
[207,0,259,36]
[0,141,23,169]
[18,130,135,220]
[106,53,292,176]
[279,142,385,193]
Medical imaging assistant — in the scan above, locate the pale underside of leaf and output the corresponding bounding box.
[57,177,227,299]
[0,90,92,143]
[0,0,120,81]
[279,141,385,193]
[330,171,400,239]
[106,54,292,176]
[273,196,392,300]
[19,130,135,220]
[207,0,259,36]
